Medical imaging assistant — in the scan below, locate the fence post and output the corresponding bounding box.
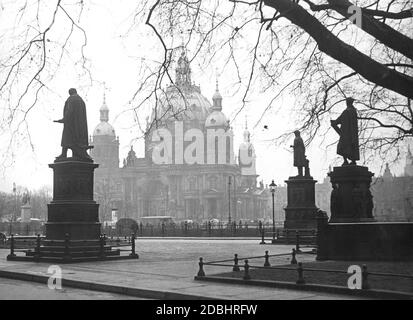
[296,262,305,285]
[233,254,240,271]
[260,227,266,245]
[197,257,205,277]
[295,230,301,252]
[291,248,297,264]
[129,233,139,258]
[161,222,165,237]
[99,234,105,258]
[35,234,41,260]
[243,260,251,280]
[64,233,71,261]
[264,250,271,267]
[362,264,370,290]
[7,234,16,259]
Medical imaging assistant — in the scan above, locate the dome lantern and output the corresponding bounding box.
[212,77,222,111]
[243,117,251,143]
[93,90,116,137]
[175,50,192,88]
[100,90,109,122]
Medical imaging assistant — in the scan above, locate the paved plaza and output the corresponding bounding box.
[0,277,143,300]
[0,239,368,300]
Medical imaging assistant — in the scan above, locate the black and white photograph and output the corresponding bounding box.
[0,0,412,307]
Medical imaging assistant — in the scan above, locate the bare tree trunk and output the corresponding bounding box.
[327,0,413,60]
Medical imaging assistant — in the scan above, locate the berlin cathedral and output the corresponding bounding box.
[89,51,272,223]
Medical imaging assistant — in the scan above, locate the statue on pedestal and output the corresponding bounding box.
[54,88,92,161]
[21,190,30,205]
[290,130,309,177]
[330,97,360,165]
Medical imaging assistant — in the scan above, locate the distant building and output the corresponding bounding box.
[90,51,272,223]
[371,159,413,222]
[315,174,332,217]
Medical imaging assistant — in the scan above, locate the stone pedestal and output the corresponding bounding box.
[45,160,101,240]
[20,204,32,222]
[6,158,138,263]
[316,221,413,261]
[315,165,413,261]
[328,165,375,223]
[284,175,318,229]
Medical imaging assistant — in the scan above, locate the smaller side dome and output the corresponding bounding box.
[205,110,227,128]
[93,122,116,137]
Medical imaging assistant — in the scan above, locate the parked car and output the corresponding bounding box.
[138,216,176,226]
[209,218,220,226]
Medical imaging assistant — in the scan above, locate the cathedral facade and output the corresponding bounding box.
[90,52,272,223]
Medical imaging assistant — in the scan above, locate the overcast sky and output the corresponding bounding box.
[0,0,407,193]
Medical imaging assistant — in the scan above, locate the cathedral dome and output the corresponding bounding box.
[205,110,227,128]
[149,51,211,124]
[151,86,212,123]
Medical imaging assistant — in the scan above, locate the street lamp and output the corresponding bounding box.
[228,176,232,225]
[269,180,277,244]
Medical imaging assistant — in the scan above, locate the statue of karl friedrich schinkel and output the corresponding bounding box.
[54,88,92,161]
[330,97,360,166]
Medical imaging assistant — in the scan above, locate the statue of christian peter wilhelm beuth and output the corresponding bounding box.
[54,88,93,161]
[330,97,360,166]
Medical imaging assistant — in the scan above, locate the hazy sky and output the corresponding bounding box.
[0,0,407,193]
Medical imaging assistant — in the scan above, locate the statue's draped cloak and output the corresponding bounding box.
[61,94,88,148]
[293,136,306,167]
[335,106,360,161]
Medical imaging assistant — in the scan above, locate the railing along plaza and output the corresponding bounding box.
[195,249,413,294]
[6,233,138,260]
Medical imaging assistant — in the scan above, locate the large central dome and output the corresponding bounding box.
[149,51,212,125]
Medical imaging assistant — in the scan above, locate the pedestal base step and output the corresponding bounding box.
[24,246,121,258]
[7,254,138,263]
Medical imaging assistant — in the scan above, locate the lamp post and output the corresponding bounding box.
[228,176,231,225]
[10,182,17,235]
[269,180,276,244]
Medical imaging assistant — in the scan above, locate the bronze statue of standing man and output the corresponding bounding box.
[330,97,360,165]
[54,88,92,161]
[291,130,307,176]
